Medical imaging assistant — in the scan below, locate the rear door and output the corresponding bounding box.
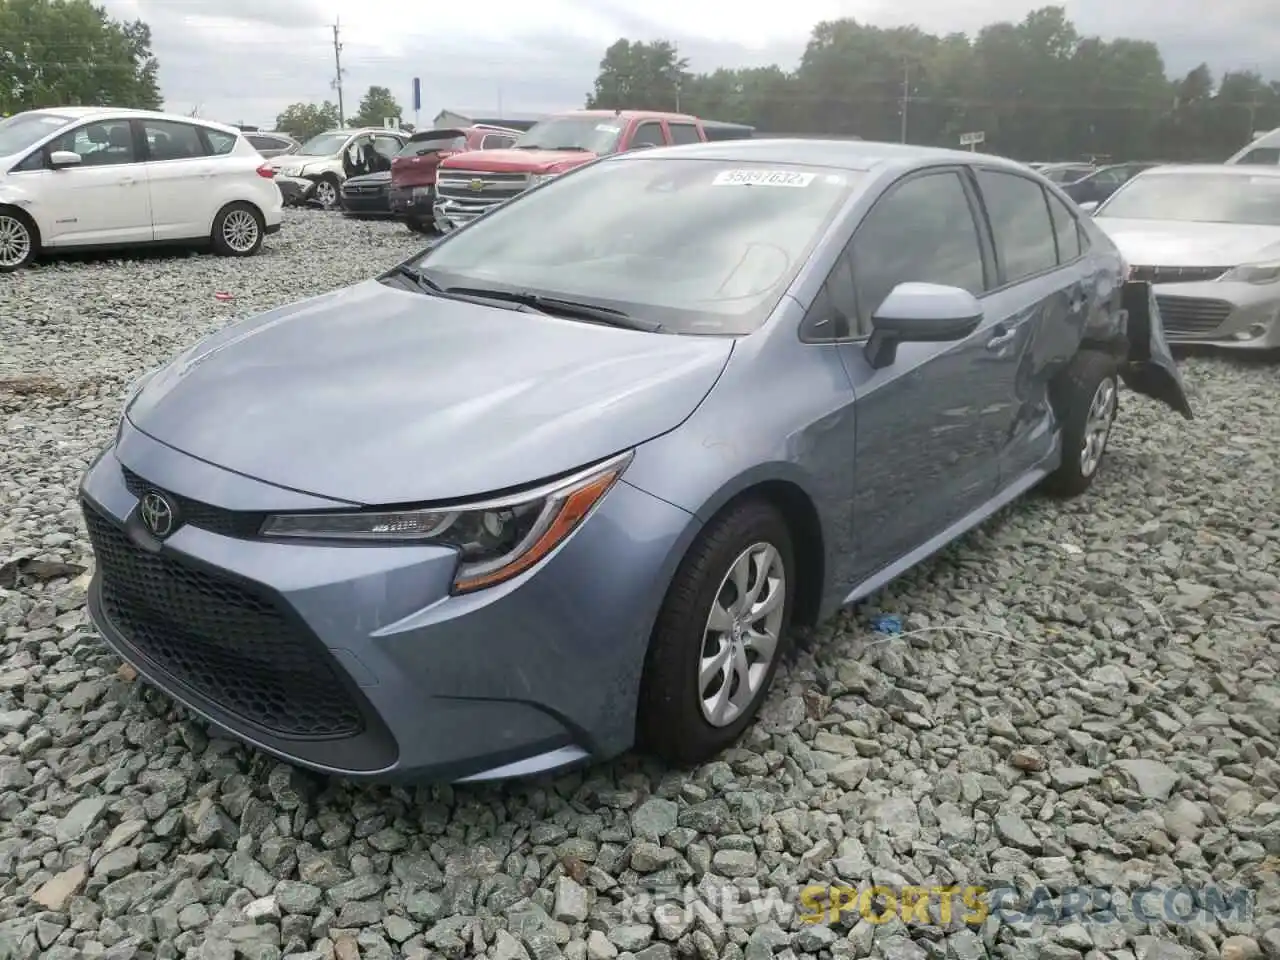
[139,118,220,240]
[969,167,1091,487]
[829,168,1002,577]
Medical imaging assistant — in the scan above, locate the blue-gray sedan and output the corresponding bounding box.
[80,140,1193,783]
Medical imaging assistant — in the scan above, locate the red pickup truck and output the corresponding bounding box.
[432,110,709,231]
[388,124,521,232]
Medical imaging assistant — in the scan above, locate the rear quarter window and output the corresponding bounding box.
[203,129,238,156]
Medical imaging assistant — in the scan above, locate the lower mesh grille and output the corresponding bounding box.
[84,503,364,739]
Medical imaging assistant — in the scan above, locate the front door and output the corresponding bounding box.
[834,168,1003,580]
[38,118,151,246]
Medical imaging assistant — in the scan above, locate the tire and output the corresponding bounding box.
[0,208,38,272]
[312,175,340,209]
[210,203,265,257]
[637,499,795,765]
[1043,349,1120,498]
[406,217,432,234]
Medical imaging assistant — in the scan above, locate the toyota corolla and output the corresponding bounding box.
[80,140,1192,783]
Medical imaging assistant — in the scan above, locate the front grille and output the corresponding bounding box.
[84,504,364,739]
[343,184,386,196]
[1130,265,1227,284]
[121,468,262,539]
[1154,295,1233,335]
[436,169,529,206]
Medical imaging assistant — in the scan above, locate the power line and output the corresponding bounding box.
[331,17,345,126]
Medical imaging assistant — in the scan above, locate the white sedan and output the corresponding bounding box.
[1086,164,1280,352]
[0,107,283,271]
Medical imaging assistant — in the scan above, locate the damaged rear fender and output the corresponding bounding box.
[1115,280,1194,420]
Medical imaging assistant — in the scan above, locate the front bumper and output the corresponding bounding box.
[340,191,394,218]
[79,425,693,783]
[433,197,501,232]
[389,185,434,220]
[275,176,315,206]
[1150,279,1280,350]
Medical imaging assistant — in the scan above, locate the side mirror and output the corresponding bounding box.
[1078,200,1099,214]
[864,283,983,370]
[49,150,82,169]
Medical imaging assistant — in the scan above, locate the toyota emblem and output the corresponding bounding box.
[139,491,176,539]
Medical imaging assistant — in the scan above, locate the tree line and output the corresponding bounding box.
[273,87,407,142]
[586,7,1280,163]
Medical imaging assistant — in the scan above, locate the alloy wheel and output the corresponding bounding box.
[1080,376,1117,477]
[222,210,260,253]
[698,542,787,727]
[0,215,32,268]
[315,181,337,207]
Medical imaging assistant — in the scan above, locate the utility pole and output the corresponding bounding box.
[331,18,346,126]
[899,59,910,143]
[674,41,681,113]
[1247,97,1260,140]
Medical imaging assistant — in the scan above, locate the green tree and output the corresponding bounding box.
[586,39,689,111]
[0,0,162,113]
[351,86,402,127]
[274,101,341,141]
[583,6,1277,162]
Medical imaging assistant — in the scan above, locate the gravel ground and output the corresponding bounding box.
[0,209,1278,960]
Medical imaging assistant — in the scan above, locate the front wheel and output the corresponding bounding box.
[637,499,794,766]
[406,217,432,234]
[312,176,340,209]
[0,210,38,272]
[1043,349,1120,497]
[210,203,265,257]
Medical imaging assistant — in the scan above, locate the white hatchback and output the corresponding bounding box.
[0,107,284,271]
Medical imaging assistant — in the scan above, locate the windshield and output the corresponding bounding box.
[514,117,624,153]
[1099,173,1280,226]
[298,133,349,156]
[398,134,465,158]
[416,158,860,335]
[1043,165,1092,183]
[0,111,77,156]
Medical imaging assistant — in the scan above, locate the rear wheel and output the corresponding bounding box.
[1043,349,1120,497]
[406,217,432,234]
[637,499,794,765]
[211,203,265,257]
[0,209,37,272]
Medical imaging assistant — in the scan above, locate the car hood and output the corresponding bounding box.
[126,280,733,505]
[1096,218,1280,267]
[442,148,596,174]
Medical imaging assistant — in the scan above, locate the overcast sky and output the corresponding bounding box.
[99,0,1278,128]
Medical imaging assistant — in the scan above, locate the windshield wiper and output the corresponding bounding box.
[442,286,662,332]
[389,266,541,313]
[546,145,589,151]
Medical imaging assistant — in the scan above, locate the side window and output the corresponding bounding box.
[47,119,137,166]
[629,122,666,149]
[1045,192,1081,263]
[372,135,401,159]
[13,150,44,172]
[976,170,1058,283]
[480,133,514,149]
[202,129,238,156]
[668,123,701,145]
[1239,147,1280,166]
[143,120,207,161]
[850,171,986,332]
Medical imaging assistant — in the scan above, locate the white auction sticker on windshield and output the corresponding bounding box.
[712,169,816,188]
[596,124,621,133]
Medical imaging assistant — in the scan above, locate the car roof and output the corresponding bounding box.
[27,106,242,136]
[1138,163,1280,178]
[609,138,1035,174]
[567,109,701,123]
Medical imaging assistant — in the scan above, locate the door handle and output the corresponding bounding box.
[986,326,1017,350]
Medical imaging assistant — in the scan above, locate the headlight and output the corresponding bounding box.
[1219,260,1280,284]
[528,173,559,188]
[259,451,632,593]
